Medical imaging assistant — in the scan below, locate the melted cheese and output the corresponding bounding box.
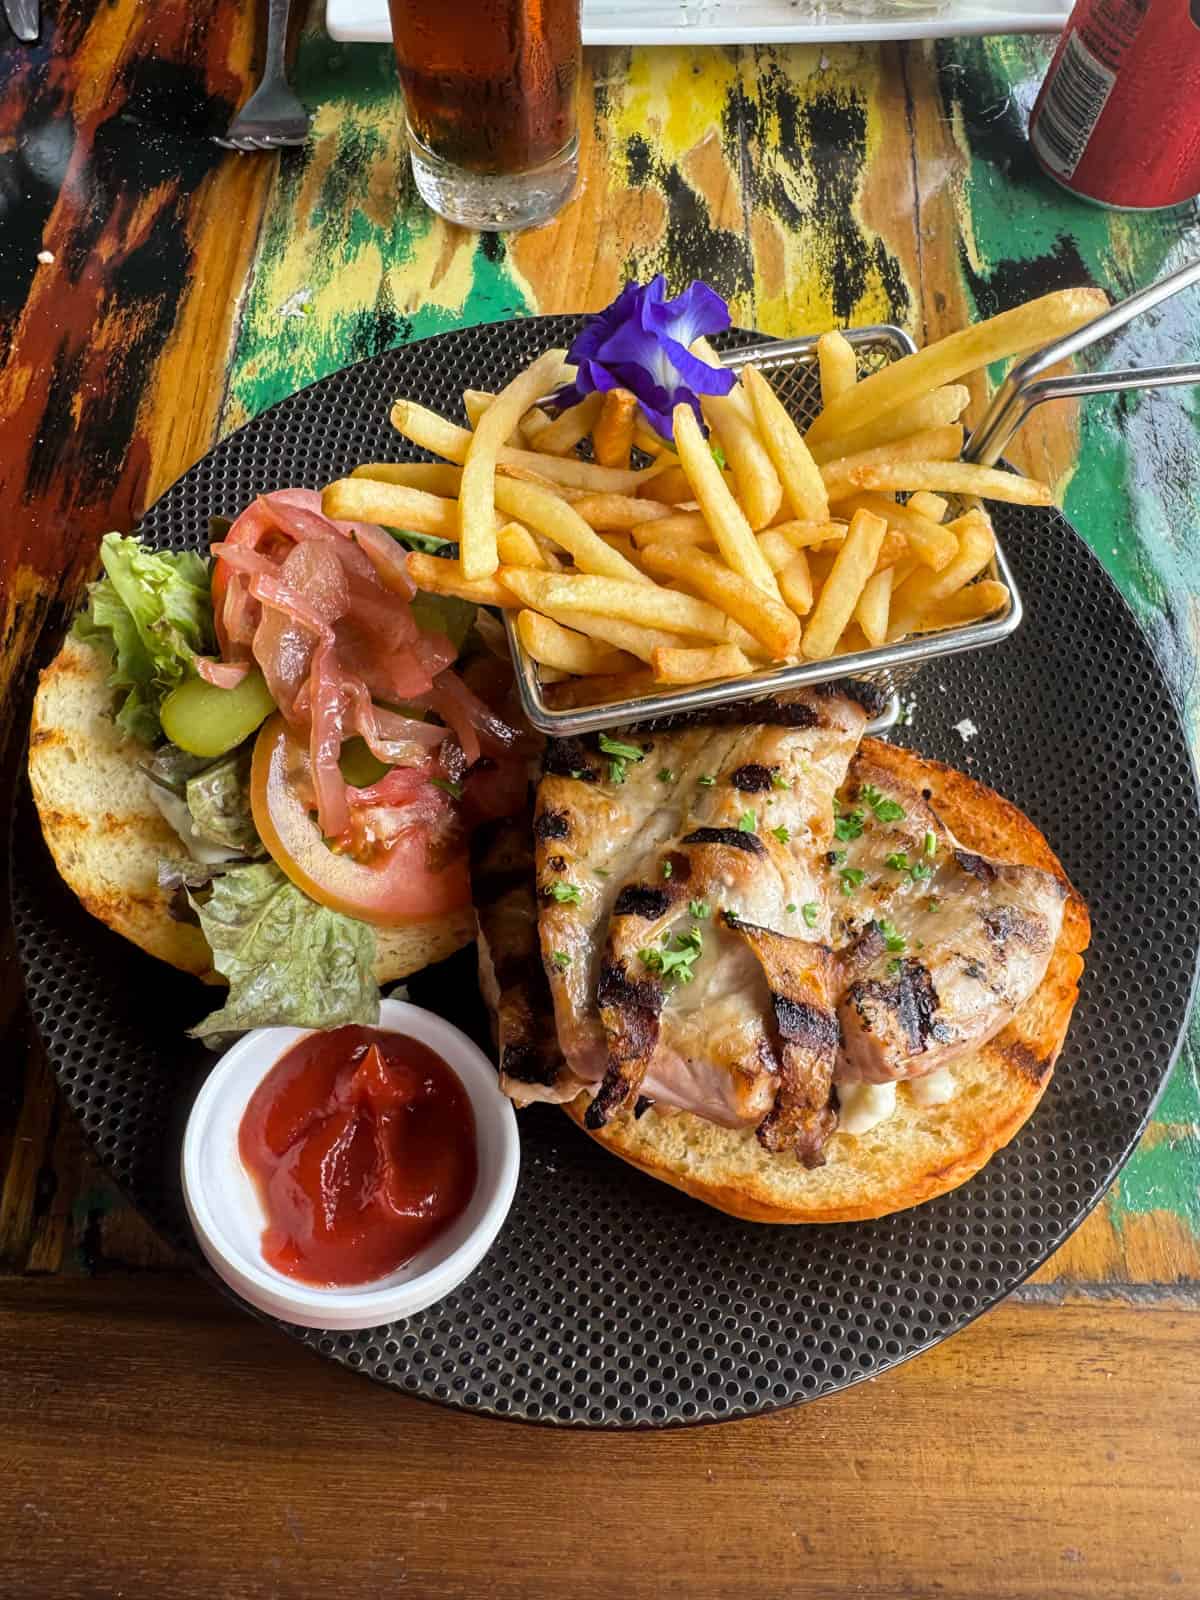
[836,1081,897,1135]
[908,1067,956,1107]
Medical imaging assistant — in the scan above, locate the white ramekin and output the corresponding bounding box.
[181,998,519,1330]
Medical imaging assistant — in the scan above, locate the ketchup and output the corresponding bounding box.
[238,1026,477,1288]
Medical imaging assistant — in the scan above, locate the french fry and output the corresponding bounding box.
[629,511,713,549]
[516,609,637,675]
[854,566,893,647]
[887,513,997,639]
[571,493,674,530]
[742,364,830,523]
[459,347,567,578]
[757,527,803,574]
[633,418,671,457]
[819,426,965,502]
[801,508,888,659]
[911,579,1011,633]
[496,522,550,570]
[598,532,642,565]
[351,462,463,497]
[807,386,971,466]
[636,463,695,504]
[639,543,801,659]
[463,389,522,446]
[531,391,604,456]
[805,288,1108,445]
[543,668,659,710]
[497,565,735,642]
[831,492,956,570]
[701,400,783,529]
[672,403,783,599]
[592,388,638,468]
[493,477,650,585]
[390,398,661,493]
[772,518,851,551]
[520,406,553,443]
[838,459,1052,506]
[496,462,588,501]
[691,336,754,423]
[778,550,813,616]
[873,530,909,571]
[407,552,517,608]
[650,643,753,684]
[322,478,458,537]
[551,609,692,663]
[817,330,858,406]
[908,490,949,523]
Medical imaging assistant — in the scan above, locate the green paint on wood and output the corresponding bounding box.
[223,31,532,429]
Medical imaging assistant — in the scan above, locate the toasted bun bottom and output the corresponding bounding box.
[28,636,475,986]
[563,738,1090,1223]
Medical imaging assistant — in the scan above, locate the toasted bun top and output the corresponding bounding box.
[28,635,475,987]
[565,738,1090,1223]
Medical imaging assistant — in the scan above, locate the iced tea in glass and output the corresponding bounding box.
[388,0,582,231]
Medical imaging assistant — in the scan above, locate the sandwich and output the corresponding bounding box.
[473,684,1090,1222]
[29,489,529,1039]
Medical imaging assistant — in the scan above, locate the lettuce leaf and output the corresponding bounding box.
[187,862,378,1041]
[185,748,258,854]
[73,534,214,744]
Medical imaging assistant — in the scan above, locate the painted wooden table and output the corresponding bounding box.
[2,3,1198,1594]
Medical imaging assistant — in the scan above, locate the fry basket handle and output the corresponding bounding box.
[963,257,1200,467]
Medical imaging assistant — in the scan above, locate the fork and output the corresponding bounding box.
[214,0,310,153]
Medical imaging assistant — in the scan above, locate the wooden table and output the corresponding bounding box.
[2,5,1198,1595]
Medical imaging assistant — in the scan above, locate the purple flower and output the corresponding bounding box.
[555,276,737,441]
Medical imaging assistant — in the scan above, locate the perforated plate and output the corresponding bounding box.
[12,318,1200,1428]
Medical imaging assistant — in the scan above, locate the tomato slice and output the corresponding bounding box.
[251,716,469,927]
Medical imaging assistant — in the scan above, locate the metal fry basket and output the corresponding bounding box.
[504,324,1023,736]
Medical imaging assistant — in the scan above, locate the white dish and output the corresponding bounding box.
[326,0,1068,48]
[181,999,520,1331]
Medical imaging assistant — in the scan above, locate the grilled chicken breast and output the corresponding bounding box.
[830,750,1067,1087]
[530,688,877,1165]
[473,689,1074,1175]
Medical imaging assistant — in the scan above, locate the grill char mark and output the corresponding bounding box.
[731,762,776,793]
[682,825,766,855]
[613,884,672,920]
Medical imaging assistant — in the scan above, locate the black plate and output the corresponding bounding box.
[12,318,1200,1428]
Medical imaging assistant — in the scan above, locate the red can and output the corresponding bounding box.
[1030,0,1200,209]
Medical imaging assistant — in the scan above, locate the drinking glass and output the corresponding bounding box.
[388,0,582,232]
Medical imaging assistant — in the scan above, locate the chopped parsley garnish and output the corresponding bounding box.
[662,860,673,879]
[877,918,906,953]
[830,849,847,866]
[885,851,910,872]
[551,950,571,971]
[786,902,797,915]
[550,881,581,904]
[860,783,906,823]
[839,867,866,896]
[887,956,904,977]
[698,773,716,787]
[599,732,645,785]
[657,767,676,783]
[771,771,791,790]
[594,867,609,877]
[688,899,711,919]
[923,831,937,858]
[908,861,933,883]
[570,768,586,779]
[801,902,820,928]
[431,776,464,800]
[928,897,941,912]
[772,824,790,844]
[638,925,704,986]
[834,808,865,841]
[738,810,757,833]
[711,443,727,469]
